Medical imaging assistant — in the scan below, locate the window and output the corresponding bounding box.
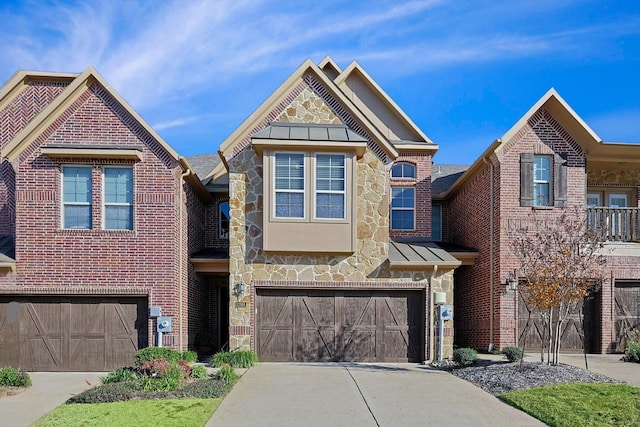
[274,153,305,218]
[533,155,551,206]
[315,154,345,219]
[103,167,133,230]
[520,153,567,208]
[391,187,415,230]
[391,162,416,179]
[432,204,442,241]
[63,166,92,229]
[219,201,230,239]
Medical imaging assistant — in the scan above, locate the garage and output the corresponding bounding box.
[615,281,640,352]
[0,296,148,371]
[256,289,424,362]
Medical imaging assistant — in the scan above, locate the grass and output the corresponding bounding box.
[500,383,640,427]
[33,398,221,427]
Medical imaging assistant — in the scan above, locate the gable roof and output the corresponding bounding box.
[217,58,401,165]
[0,67,210,201]
[0,70,78,113]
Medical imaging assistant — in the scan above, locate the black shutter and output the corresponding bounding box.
[554,153,568,207]
[520,153,534,207]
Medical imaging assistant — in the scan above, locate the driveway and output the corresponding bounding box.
[206,363,545,427]
[0,372,103,427]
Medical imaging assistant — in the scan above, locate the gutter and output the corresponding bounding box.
[178,166,192,351]
[483,155,495,352]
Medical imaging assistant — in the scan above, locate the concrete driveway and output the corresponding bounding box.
[206,363,546,427]
[0,372,104,427]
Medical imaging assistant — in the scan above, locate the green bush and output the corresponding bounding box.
[502,346,524,363]
[453,348,478,367]
[181,350,198,363]
[100,367,139,384]
[67,382,140,404]
[216,365,238,384]
[135,347,184,366]
[190,365,208,379]
[623,343,640,363]
[211,350,258,368]
[0,366,31,387]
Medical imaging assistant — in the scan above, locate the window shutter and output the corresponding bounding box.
[520,153,534,207]
[554,153,568,207]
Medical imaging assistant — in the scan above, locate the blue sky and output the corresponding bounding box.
[1,0,639,165]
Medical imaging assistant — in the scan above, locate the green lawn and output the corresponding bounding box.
[500,383,640,427]
[33,398,221,427]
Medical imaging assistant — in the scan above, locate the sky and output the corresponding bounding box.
[1,0,639,165]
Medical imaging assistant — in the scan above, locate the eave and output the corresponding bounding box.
[41,145,144,161]
[190,258,229,274]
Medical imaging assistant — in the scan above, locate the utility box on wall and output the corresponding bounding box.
[157,317,172,333]
[439,305,453,321]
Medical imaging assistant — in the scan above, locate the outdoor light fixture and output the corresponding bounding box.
[506,270,518,291]
[232,283,245,299]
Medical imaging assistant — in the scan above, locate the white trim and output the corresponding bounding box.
[61,165,92,230]
[102,166,134,230]
[272,152,306,220]
[533,155,552,207]
[313,153,346,221]
[390,186,416,231]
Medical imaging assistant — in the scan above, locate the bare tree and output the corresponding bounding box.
[509,207,607,365]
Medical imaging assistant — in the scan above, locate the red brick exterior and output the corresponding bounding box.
[0,78,210,351]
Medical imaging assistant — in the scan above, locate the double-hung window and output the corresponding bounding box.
[274,153,305,218]
[62,166,92,229]
[533,155,551,207]
[315,154,345,219]
[103,167,133,230]
[391,187,415,230]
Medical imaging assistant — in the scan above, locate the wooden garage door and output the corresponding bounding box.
[256,289,424,362]
[615,281,640,352]
[0,296,147,371]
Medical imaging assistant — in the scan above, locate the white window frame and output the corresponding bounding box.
[313,153,346,220]
[102,166,134,230]
[390,186,416,231]
[533,155,552,207]
[273,152,307,220]
[391,162,416,179]
[61,165,93,230]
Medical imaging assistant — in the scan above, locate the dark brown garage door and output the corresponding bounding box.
[256,289,424,362]
[615,281,640,352]
[0,296,147,371]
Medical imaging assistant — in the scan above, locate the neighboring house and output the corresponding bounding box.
[202,57,470,362]
[0,68,213,371]
[436,89,640,354]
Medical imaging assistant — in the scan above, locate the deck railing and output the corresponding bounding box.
[587,207,640,242]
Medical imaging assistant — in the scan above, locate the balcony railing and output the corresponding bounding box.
[587,207,640,242]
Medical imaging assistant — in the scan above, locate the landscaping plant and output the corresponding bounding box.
[0,366,31,387]
[452,348,478,367]
[211,350,258,368]
[623,342,640,363]
[215,365,238,384]
[502,346,524,363]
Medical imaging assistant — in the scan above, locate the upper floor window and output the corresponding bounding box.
[391,187,415,230]
[103,167,133,230]
[62,166,92,229]
[274,153,305,218]
[533,155,551,206]
[391,162,416,179]
[219,201,230,239]
[432,204,442,241]
[520,153,567,208]
[315,154,345,219]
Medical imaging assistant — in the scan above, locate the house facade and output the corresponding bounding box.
[435,89,640,354]
[0,68,212,371]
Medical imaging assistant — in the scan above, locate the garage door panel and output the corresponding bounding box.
[256,289,424,362]
[0,297,147,371]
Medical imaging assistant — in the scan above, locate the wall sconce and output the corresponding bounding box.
[232,283,245,300]
[505,270,518,292]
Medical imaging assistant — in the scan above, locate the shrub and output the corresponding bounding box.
[453,348,478,367]
[138,358,172,377]
[67,382,139,404]
[169,378,232,399]
[100,367,139,384]
[135,347,184,366]
[181,350,198,363]
[623,343,640,363]
[502,346,524,363]
[216,365,238,384]
[0,366,31,387]
[211,350,258,368]
[190,364,208,379]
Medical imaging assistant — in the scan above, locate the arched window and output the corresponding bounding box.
[391,162,416,179]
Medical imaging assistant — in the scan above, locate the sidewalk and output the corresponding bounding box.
[0,372,103,427]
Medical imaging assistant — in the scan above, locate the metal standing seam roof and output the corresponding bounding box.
[252,122,368,142]
[388,240,461,267]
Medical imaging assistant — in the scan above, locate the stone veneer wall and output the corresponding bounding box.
[227,144,455,359]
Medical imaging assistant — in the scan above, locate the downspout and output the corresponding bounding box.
[428,264,438,362]
[178,166,192,351]
[483,156,495,351]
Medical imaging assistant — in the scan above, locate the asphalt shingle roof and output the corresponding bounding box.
[431,164,469,196]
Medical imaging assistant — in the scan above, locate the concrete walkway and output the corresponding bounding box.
[206,363,546,427]
[0,372,103,427]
